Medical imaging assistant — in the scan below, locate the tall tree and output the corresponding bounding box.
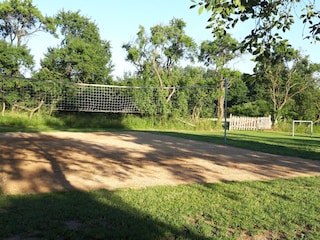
[253,41,319,124]
[35,10,113,84]
[0,0,54,47]
[0,0,54,76]
[0,40,34,114]
[236,73,272,117]
[123,19,199,117]
[291,84,320,122]
[123,18,197,87]
[199,33,240,122]
[191,0,320,57]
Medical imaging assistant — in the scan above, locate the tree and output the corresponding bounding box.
[235,73,272,117]
[253,41,319,124]
[35,10,113,84]
[122,18,198,117]
[227,76,248,107]
[0,40,33,76]
[0,0,54,47]
[123,18,197,87]
[291,85,320,122]
[0,40,34,114]
[191,0,320,57]
[0,0,53,76]
[198,33,240,122]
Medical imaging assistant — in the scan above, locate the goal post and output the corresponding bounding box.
[292,120,313,137]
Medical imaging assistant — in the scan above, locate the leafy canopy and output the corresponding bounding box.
[123,18,197,86]
[253,41,320,123]
[191,0,320,56]
[199,33,239,69]
[0,0,54,46]
[36,10,113,84]
[0,40,33,76]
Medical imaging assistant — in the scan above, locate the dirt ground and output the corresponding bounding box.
[1,131,320,195]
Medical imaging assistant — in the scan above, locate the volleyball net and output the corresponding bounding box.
[0,76,215,118]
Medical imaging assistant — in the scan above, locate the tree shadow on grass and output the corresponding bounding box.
[154,131,320,160]
[129,131,320,181]
[225,133,320,160]
[0,189,210,239]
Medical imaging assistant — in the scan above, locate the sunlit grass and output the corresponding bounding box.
[153,130,320,160]
[1,177,320,239]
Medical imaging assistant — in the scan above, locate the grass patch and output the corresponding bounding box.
[0,112,130,132]
[1,177,320,239]
[0,112,219,132]
[152,130,320,160]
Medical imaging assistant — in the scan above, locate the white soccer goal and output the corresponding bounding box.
[292,120,313,136]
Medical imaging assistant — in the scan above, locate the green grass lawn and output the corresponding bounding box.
[152,130,320,160]
[1,177,320,239]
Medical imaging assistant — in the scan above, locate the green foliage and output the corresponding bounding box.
[0,0,318,124]
[0,41,33,76]
[0,76,63,115]
[123,18,197,86]
[191,0,320,57]
[127,84,216,119]
[199,33,239,69]
[35,10,113,84]
[0,111,220,132]
[0,0,54,46]
[227,76,248,105]
[0,0,53,76]
[118,65,217,119]
[277,121,320,135]
[229,100,271,117]
[198,34,240,122]
[253,44,320,124]
[54,10,100,42]
[291,86,320,121]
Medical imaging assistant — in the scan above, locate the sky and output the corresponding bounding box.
[27,0,320,78]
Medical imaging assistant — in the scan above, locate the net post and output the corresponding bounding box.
[224,78,228,143]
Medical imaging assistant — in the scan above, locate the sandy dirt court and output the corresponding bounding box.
[0,131,320,195]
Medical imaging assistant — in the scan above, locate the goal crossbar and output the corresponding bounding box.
[292,120,313,136]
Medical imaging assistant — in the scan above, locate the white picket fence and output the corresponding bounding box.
[229,114,272,130]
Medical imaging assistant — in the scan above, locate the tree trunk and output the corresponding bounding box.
[152,51,163,87]
[1,102,5,116]
[217,77,225,122]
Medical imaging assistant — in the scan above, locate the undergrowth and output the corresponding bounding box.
[0,111,219,131]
